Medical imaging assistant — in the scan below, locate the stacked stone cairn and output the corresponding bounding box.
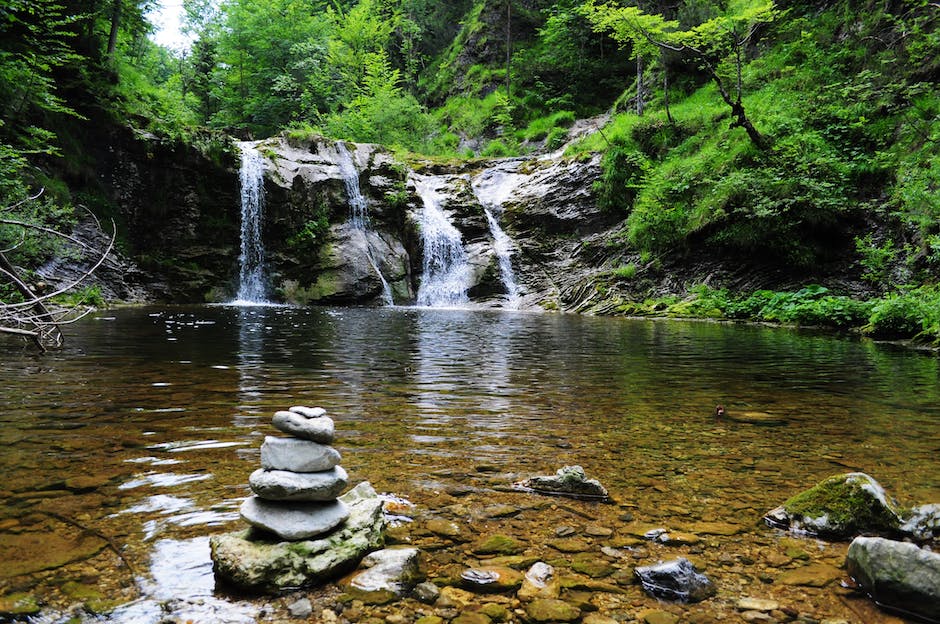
[240,406,351,540]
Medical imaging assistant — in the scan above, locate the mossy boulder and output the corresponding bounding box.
[846,536,940,622]
[764,473,904,539]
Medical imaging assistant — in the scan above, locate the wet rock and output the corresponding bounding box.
[479,602,510,622]
[687,521,744,536]
[639,610,679,624]
[517,562,559,601]
[775,563,842,587]
[485,554,540,569]
[416,616,444,624]
[240,496,349,541]
[472,534,526,555]
[845,536,940,621]
[344,547,424,604]
[584,525,613,538]
[210,482,385,592]
[900,503,940,541]
[460,566,524,593]
[482,504,521,519]
[436,586,477,608]
[248,466,348,501]
[514,465,609,501]
[736,597,780,612]
[452,613,492,624]
[555,525,577,537]
[525,598,581,622]
[287,598,313,618]
[547,537,591,553]
[413,581,441,604]
[426,518,463,540]
[583,615,619,624]
[763,472,903,539]
[0,593,39,617]
[634,557,716,603]
[272,410,334,443]
[260,436,342,473]
[570,553,615,578]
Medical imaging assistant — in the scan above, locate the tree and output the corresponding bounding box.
[582,0,776,148]
[0,190,115,352]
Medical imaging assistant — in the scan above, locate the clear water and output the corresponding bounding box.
[234,143,268,304]
[1,306,937,622]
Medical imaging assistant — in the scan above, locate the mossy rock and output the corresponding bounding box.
[0,593,40,617]
[471,534,526,556]
[764,472,904,539]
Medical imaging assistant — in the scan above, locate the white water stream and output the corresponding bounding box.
[336,142,394,305]
[233,142,269,304]
[471,166,524,308]
[414,176,471,307]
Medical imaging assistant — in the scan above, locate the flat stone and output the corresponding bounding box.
[249,466,348,502]
[736,597,780,612]
[460,566,524,593]
[547,538,591,553]
[776,563,842,587]
[289,405,326,418]
[273,411,335,443]
[686,521,743,536]
[515,465,608,501]
[240,496,349,541]
[471,534,525,555]
[640,610,679,624]
[426,518,463,539]
[211,482,385,592]
[260,436,341,473]
[525,598,581,622]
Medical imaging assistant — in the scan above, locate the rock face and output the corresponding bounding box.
[634,558,716,603]
[846,536,940,621]
[211,481,386,593]
[764,472,904,539]
[513,465,609,501]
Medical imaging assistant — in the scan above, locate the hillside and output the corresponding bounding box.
[0,0,938,344]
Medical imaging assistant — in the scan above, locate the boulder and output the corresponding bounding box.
[633,558,716,603]
[240,497,349,541]
[900,503,940,541]
[211,482,385,593]
[272,411,334,443]
[513,465,609,501]
[260,436,341,473]
[248,466,348,501]
[344,547,424,604]
[763,472,904,539]
[846,536,940,622]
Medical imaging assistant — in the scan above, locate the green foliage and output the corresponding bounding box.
[594,139,649,213]
[864,286,940,343]
[286,204,331,256]
[52,285,105,308]
[519,110,575,143]
[610,263,637,280]
[855,234,897,285]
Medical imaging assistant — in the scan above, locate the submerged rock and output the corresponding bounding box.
[846,536,940,621]
[764,472,904,539]
[633,558,716,603]
[344,547,424,604]
[513,465,609,501]
[460,566,524,593]
[211,482,385,592]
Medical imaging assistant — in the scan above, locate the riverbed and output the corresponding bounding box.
[1,305,937,623]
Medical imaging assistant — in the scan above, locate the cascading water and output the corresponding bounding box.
[234,142,268,304]
[336,142,394,305]
[414,177,471,307]
[471,167,523,308]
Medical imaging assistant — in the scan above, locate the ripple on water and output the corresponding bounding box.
[118,472,213,490]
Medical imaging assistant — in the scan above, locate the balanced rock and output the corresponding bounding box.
[273,410,335,443]
[241,496,349,541]
[764,472,904,539]
[514,465,609,501]
[260,436,341,473]
[249,466,348,502]
[289,405,326,419]
[634,558,716,603]
[211,482,385,592]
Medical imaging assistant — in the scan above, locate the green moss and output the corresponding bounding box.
[472,534,526,556]
[782,473,904,537]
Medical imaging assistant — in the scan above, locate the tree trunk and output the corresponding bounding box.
[636,55,645,116]
[505,0,512,97]
[107,0,121,56]
[664,71,673,125]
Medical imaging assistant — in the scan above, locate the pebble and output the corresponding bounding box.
[413,581,441,604]
[287,598,312,618]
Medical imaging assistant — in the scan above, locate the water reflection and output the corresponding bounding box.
[0,306,937,621]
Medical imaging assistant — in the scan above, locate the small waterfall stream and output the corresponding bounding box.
[234,142,269,304]
[336,142,394,305]
[472,167,523,307]
[414,177,471,307]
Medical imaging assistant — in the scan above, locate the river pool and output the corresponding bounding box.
[0,305,937,623]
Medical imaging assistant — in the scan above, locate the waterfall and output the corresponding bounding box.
[336,142,394,305]
[414,177,470,307]
[234,142,268,304]
[471,167,523,308]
